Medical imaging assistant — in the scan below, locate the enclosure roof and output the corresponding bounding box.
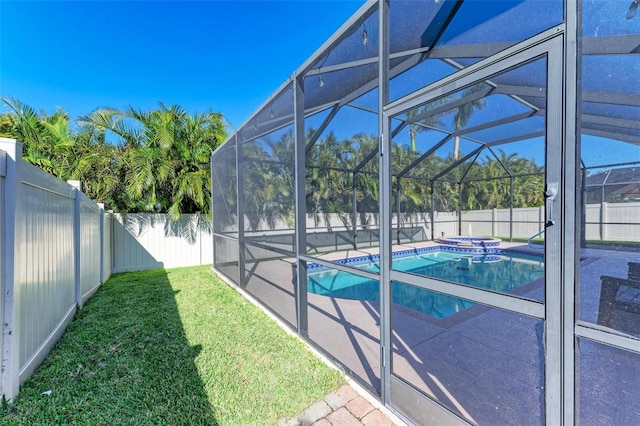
[216,0,639,170]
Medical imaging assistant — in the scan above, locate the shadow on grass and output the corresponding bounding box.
[3,269,217,425]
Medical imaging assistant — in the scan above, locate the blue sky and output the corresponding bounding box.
[0,0,364,130]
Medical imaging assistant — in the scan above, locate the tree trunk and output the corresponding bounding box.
[453,135,460,160]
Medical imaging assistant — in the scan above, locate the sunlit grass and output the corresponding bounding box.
[2,266,343,425]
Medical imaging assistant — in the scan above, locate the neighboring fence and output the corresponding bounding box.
[585,201,640,242]
[225,203,640,250]
[111,213,212,272]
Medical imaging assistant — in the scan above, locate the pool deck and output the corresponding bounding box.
[237,242,640,425]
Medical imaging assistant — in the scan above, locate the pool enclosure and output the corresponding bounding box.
[210,1,640,424]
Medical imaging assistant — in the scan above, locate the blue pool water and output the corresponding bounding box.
[308,250,544,318]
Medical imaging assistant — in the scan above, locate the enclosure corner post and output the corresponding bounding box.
[0,138,22,401]
[210,153,215,269]
[294,73,308,337]
[378,0,392,405]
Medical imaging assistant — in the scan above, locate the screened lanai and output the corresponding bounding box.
[211,1,640,425]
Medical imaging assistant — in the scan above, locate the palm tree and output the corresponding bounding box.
[84,103,227,219]
[452,84,486,160]
[406,96,449,152]
[0,112,16,137]
[1,97,97,180]
[241,131,297,231]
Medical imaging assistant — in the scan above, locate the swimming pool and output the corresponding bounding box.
[307,250,544,318]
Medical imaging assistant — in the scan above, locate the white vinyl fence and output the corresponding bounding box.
[0,138,214,401]
[111,213,212,273]
[238,205,638,244]
[0,139,110,401]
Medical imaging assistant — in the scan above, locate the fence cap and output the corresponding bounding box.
[67,180,82,191]
[0,138,23,164]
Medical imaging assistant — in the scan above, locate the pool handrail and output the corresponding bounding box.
[528,229,545,250]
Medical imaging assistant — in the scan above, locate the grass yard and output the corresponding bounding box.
[1,266,344,425]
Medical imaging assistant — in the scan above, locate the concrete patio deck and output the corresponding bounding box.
[238,242,640,425]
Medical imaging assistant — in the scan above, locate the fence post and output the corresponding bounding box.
[0,138,22,401]
[539,206,545,233]
[68,181,82,308]
[600,201,607,241]
[492,208,497,237]
[98,203,105,283]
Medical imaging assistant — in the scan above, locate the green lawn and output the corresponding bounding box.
[1,266,344,425]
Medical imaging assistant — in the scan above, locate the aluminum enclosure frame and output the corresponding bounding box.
[210,1,640,424]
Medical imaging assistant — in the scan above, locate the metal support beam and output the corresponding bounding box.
[235,134,246,288]
[396,178,402,245]
[396,134,452,179]
[378,0,391,404]
[294,75,309,337]
[544,34,566,426]
[430,183,435,240]
[305,105,340,154]
[510,176,514,241]
[352,173,358,250]
[431,145,485,182]
[457,182,463,236]
[580,167,587,248]
[354,147,379,174]
[459,151,482,183]
[560,1,580,423]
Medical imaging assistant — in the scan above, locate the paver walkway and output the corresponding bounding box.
[279,384,402,426]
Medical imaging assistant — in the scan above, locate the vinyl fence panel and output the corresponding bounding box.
[0,138,110,401]
[79,191,101,303]
[112,213,212,273]
[102,212,113,282]
[17,162,76,383]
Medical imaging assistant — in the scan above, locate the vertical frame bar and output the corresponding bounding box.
[379,0,391,404]
[458,182,463,235]
[210,153,215,267]
[396,179,401,244]
[235,134,246,288]
[580,166,586,247]
[563,0,580,423]
[509,176,514,241]
[544,34,566,425]
[294,74,308,336]
[352,173,358,250]
[430,182,435,240]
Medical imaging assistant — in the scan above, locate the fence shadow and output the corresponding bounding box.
[112,213,211,272]
[119,213,211,244]
[6,269,217,424]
